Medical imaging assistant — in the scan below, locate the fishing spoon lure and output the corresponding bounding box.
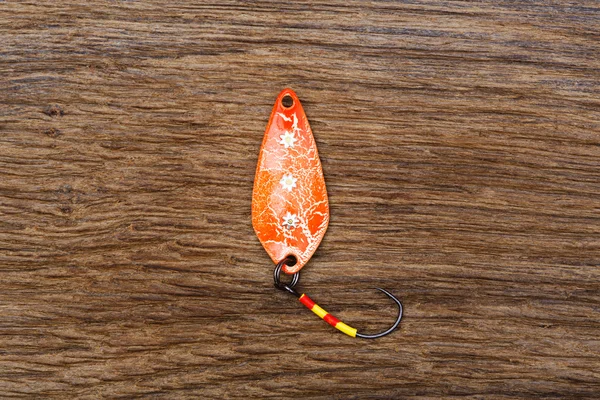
[252,88,403,338]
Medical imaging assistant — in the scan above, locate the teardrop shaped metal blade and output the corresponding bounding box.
[252,88,329,274]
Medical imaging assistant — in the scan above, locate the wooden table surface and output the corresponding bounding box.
[2,1,599,398]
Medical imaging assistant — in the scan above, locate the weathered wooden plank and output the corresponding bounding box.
[1,1,599,398]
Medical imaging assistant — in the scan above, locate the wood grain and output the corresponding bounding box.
[1,1,599,398]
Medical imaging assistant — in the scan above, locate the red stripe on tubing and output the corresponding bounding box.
[323,313,340,327]
[299,294,315,310]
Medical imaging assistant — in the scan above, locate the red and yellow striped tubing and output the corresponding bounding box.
[299,294,358,337]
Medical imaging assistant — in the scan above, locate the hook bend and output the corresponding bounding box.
[354,288,403,339]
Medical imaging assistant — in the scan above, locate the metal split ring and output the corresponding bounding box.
[273,256,300,296]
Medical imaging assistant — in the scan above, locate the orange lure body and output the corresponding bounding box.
[252,89,329,274]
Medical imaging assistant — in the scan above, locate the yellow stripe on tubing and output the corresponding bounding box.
[334,322,357,338]
[310,304,328,319]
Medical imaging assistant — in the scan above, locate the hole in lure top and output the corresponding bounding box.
[281,94,294,108]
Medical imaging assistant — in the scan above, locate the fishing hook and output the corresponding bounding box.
[274,256,403,339]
